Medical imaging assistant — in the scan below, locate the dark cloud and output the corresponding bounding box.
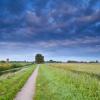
[0,0,100,60]
[8,0,28,14]
[0,0,28,15]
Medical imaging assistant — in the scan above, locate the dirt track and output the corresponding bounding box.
[14,65,39,100]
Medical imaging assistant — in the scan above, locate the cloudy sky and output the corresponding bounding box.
[0,0,100,61]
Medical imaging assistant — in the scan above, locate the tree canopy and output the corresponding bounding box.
[35,54,44,64]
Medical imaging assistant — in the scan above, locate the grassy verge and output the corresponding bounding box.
[0,64,36,100]
[34,64,100,100]
[0,62,33,75]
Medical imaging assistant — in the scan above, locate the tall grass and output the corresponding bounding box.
[34,64,100,100]
[0,62,32,75]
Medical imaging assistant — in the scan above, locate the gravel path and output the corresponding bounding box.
[14,65,40,100]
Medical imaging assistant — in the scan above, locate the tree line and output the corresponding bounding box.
[0,54,99,64]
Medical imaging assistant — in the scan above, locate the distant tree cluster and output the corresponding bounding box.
[45,59,100,64]
[35,54,44,64]
[0,60,6,63]
[0,58,9,63]
[89,60,99,63]
[46,60,62,63]
[67,60,99,63]
[67,60,79,63]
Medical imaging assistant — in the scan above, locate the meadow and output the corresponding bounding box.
[0,64,35,100]
[35,63,100,100]
[0,62,32,75]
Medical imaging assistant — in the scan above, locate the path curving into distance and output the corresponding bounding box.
[14,65,40,100]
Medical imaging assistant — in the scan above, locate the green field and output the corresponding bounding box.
[0,62,32,75]
[34,63,100,100]
[0,64,35,100]
[0,63,100,100]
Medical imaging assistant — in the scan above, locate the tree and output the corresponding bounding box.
[96,60,99,63]
[6,58,9,63]
[35,54,44,64]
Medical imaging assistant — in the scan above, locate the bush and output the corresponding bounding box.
[11,64,23,68]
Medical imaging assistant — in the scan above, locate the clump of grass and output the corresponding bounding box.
[34,64,100,100]
[0,65,35,100]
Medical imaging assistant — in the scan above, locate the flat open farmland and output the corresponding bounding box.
[35,63,100,100]
[0,64,35,100]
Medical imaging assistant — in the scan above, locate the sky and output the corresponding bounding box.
[0,0,100,61]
